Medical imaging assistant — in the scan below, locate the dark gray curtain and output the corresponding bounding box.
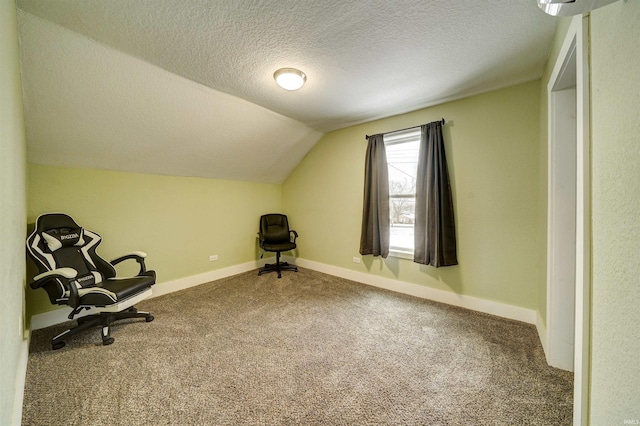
[414,121,458,267]
[359,134,390,258]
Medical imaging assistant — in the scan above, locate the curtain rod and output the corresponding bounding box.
[365,118,445,140]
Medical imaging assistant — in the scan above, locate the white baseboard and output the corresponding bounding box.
[30,259,266,330]
[13,334,29,426]
[30,307,71,331]
[289,257,537,325]
[30,256,536,329]
[149,259,265,298]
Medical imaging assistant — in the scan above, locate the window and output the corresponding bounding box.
[384,128,421,257]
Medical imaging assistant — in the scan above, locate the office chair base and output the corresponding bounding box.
[258,261,298,279]
[51,308,154,349]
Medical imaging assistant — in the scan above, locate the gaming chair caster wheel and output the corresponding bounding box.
[103,337,115,346]
[52,341,65,350]
[146,315,154,322]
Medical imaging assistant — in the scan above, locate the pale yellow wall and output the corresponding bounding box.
[27,164,281,317]
[0,0,28,423]
[589,1,640,422]
[283,81,542,310]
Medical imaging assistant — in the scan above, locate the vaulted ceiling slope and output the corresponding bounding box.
[17,1,557,183]
[17,11,322,184]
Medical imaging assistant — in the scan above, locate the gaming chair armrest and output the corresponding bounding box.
[31,267,77,289]
[31,267,82,309]
[290,230,298,243]
[111,251,148,274]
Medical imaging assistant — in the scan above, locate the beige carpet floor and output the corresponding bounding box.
[23,267,573,425]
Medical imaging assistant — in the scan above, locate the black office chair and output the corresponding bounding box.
[26,213,156,349]
[258,214,299,278]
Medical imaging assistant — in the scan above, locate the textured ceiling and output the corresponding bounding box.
[17,11,322,183]
[18,0,557,132]
[16,0,558,183]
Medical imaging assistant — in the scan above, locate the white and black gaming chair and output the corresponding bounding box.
[26,213,155,349]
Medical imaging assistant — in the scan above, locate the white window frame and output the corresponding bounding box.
[384,127,421,259]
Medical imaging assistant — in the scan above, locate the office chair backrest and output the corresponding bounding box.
[260,214,291,244]
[27,213,116,305]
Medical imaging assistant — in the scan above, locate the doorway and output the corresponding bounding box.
[546,15,590,426]
[547,42,577,372]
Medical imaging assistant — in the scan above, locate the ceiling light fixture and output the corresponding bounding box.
[274,68,307,91]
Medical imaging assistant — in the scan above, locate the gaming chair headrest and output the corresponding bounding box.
[35,213,85,252]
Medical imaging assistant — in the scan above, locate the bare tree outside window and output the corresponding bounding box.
[389,178,416,225]
[385,131,420,254]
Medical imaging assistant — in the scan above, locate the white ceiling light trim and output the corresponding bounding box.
[274,68,307,91]
[537,0,618,16]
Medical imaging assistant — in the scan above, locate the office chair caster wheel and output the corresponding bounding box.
[146,315,154,322]
[52,341,65,350]
[128,307,138,313]
[103,337,115,346]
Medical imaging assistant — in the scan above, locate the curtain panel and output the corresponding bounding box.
[414,121,458,267]
[359,134,390,258]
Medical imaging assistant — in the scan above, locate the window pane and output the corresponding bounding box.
[390,198,415,251]
[385,134,419,253]
[386,140,419,196]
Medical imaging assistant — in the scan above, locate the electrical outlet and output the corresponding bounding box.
[209,255,218,261]
[352,257,361,264]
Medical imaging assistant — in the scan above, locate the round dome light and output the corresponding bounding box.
[274,68,307,91]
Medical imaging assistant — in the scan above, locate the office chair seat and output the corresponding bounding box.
[26,213,156,349]
[261,241,296,253]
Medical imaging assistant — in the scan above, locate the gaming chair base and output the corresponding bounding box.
[52,307,153,350]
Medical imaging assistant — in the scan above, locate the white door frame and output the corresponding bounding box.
[546,15,590,426]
